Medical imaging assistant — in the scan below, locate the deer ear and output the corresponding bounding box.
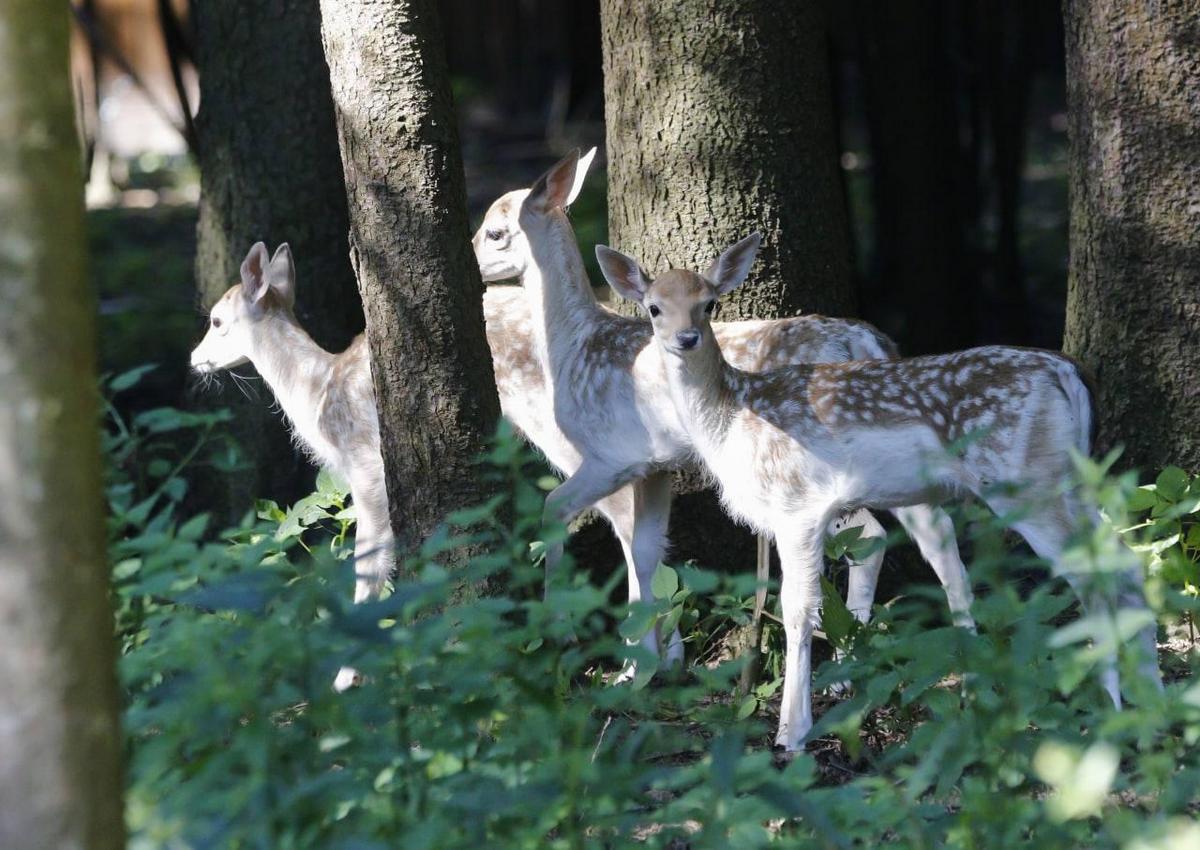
[528,149,581,213]
[704,232,762,296]
[565,147,598,208]
[595,244,650,304]
[240,242,270,304]
[267,243,296,308]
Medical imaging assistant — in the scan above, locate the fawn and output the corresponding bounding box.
[190,243,389,692]
[596,233,1162,750]
[187,238,688,686]
[474,150,977,675]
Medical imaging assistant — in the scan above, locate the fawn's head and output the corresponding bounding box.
[190,242,296,373]
[472,147,596,282]
[596,233,761,356]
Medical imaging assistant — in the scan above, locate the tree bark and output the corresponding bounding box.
[193,0,363,512]
[601,0,855,322]
[319,0,502,557]
[855,0,976,355]
[1062,0,1200,473]
[0,4,124,847]
[600,0,855,571]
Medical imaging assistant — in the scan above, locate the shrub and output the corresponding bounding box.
[106,378,1198,849]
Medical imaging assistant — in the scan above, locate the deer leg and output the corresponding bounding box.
[633,472,680,665]
[598,473,678,682]
[774,514,830,752]
[830,509,886,626]
[990,491,1161,708]
[592,485,655,680]
[825,509,886,695]
[892,504,976,630]
[542,460,643,600]
[335,471,395,692]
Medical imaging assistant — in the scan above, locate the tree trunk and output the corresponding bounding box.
[193,0,363,514]
[601,0,854,322]
[0,4,124,848]
[1062,0,1200,473]
[319,0,503,558]
[600,0,855,572]
[855,0,976,355]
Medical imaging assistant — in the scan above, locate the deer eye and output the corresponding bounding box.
[704,300,716,315]
[486,228,505,242]
[648,304,661,318]
[211,317,223,329]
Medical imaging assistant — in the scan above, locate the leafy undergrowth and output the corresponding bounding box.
[108,385,1200,849]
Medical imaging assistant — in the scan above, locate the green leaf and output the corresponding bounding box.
[651,563,679,599]
[755,677,781,699]
[256,499,286,523]
[162,477,187,503]
[866,670,901,706]
[736,695,758,720]
[678,565,719,594]
[659,604,683,639]
[824,524,863,560]
[1156,466,1190,502]
[820,575,858,650]
[1127,486,1159,512]
[178,513,209,541]
[316,467,350,498]
[112,558,142,580]
[109,363,157,392]
[618,604,657,642]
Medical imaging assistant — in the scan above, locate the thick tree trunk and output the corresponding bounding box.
[1062,0,1200,473]
[855,0,975,355]
[0,4,124,848]
[319,0,502,558]
[193,0,363,513]
[601,0,854,322]
[600,0,855,572]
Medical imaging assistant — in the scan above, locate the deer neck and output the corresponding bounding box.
[662,336,736,453]
[519,212,601,371]
[248,313,336,449]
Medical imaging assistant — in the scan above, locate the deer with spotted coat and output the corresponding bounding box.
[474,150,978,675]
[596,232,1162,750]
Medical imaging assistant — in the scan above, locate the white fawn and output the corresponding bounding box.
[596,233,1162,750]
[474,150,977,673]
[190,243,389,692]
[188,239,684,687]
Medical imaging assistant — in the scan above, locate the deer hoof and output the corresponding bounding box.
[333,666,364,692]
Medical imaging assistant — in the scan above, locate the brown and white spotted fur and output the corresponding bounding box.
[598,233,1161,750]
[190,243,387,692]
[474,151,976,675]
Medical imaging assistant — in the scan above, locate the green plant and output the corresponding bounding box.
[1124,465,1200,647]
[106,372,1198,848]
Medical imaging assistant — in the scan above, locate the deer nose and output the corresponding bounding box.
[675,329,700,350]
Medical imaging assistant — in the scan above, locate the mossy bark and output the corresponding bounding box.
[600,0,855,572]
[600,0,854,321]
[1062,0,1200,473]
[193,0,363,514]
[0,4,124,847]
[319,0,502,559]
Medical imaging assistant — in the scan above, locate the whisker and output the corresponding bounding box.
[229,370,257,402]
